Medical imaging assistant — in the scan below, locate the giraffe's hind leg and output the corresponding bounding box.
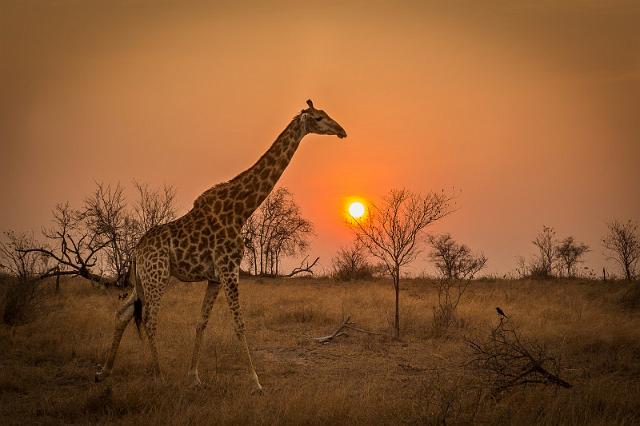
[188,279,221,385]
[95,293,136,382]
[137,254,170,379]
[142,306,162,377]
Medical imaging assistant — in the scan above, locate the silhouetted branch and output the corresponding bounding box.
[286,255,319,277]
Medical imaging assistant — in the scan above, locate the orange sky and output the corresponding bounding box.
[1,1,639,276]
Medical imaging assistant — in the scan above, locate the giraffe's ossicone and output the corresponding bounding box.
[95,100,347,391]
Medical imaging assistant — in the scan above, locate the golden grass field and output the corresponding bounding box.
[1,276,640,425]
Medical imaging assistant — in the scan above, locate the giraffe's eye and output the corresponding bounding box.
[315,116,323,122]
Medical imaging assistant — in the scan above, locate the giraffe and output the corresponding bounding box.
[95,100,347,391]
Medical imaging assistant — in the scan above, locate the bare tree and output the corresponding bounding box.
[602,219,640,281]
[15,182,177,288]
[80,182,177,285]
[532,226,557,278]
[80,183,134,282]
[555,236,589,277]
[242,187,314,276]
[427,233,487,280]
[351,189,454,338]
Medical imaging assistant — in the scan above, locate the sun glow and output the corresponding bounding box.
[348,201,366,219]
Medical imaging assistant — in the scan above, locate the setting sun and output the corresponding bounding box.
[348,201,366,219]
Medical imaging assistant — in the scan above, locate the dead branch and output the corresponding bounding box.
[286,256,320,277]
[465,316,572,396]
[344,323,386,336]
[314,316,389,343]
[18,247,113,286]
[315,316,351,343]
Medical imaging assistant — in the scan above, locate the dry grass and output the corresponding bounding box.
[1,276,640,425]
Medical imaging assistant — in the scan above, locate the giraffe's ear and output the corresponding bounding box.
[306,99,314,109]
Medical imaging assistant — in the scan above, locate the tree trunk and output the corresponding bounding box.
[393,266,400,339]
[252,248,258,276]
[259,243,264,275]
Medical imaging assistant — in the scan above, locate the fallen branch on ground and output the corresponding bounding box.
[314,316,388,343]
[465,315,572,396]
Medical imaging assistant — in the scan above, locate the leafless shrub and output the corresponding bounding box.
[555,236,590,277]
[0,231,49,281]
[80,182,137,284]
[513,256,529,279]
[602,219,640,281]
[427,233,487,280]
[331,243,375,281]
[515,256,553,281]
[431,279,472,331]
[0,232,50,326]
[532,225,558,278]
[513,255,549,280]
[465,316,572,397]
[2,276,44,327]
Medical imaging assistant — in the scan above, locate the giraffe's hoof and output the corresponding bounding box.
[187,372,202,387]
[251,386,264,396]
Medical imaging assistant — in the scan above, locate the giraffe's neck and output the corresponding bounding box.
[228,115,306,219]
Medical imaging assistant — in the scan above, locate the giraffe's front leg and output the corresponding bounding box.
[217,258,263,393]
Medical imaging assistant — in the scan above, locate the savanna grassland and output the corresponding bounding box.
[2,277,640,425]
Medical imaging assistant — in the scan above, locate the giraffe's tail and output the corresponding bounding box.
[133,298,143,339]
[126,259,144,339]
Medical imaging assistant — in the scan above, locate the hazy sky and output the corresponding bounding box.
[1,1,639,276]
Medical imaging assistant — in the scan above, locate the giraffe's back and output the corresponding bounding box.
[134,207,229,283]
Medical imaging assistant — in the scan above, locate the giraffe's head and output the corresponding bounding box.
[300,99,347,139]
